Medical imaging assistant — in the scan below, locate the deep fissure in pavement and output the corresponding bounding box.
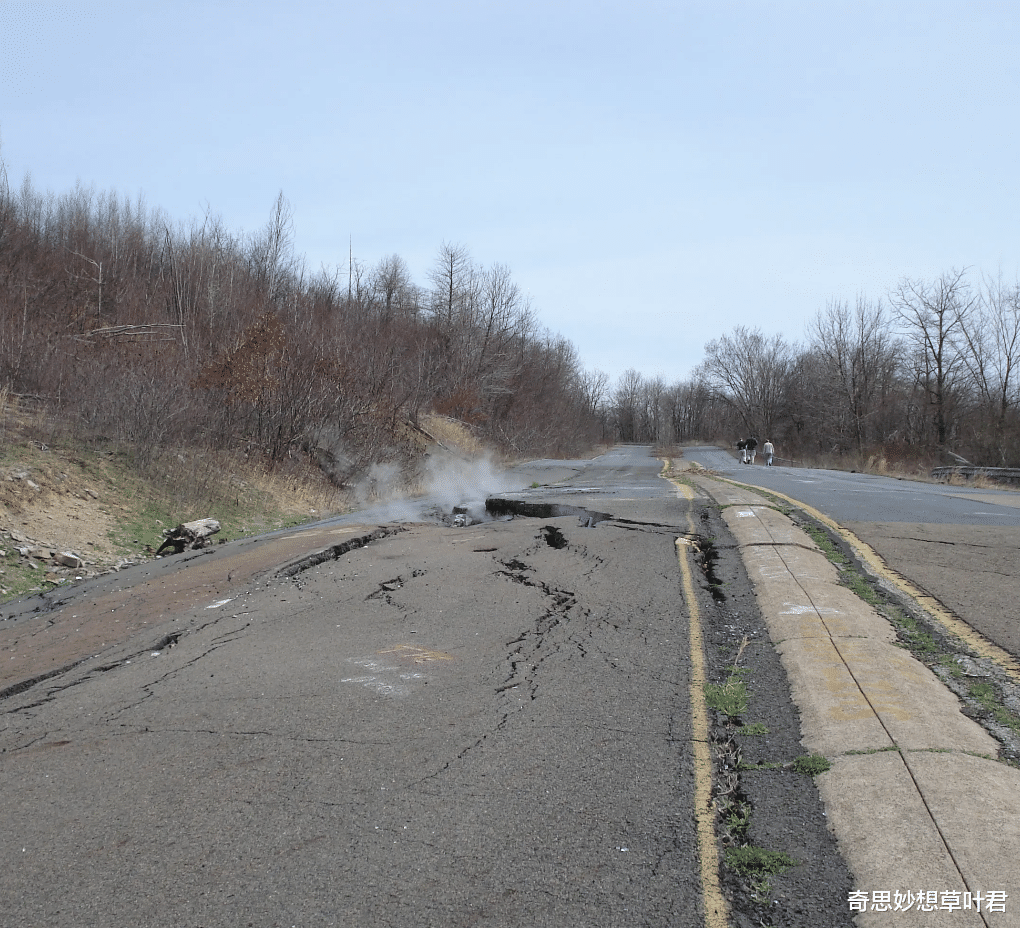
[484,497,611,526]
[541,525,567,549]
[695,535,727,602]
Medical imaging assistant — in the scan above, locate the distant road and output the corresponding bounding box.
[681,445,1020,662]
[679,446,1020,527]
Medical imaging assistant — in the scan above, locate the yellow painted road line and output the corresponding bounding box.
[734,481,1020,684]
[668,471,730,928]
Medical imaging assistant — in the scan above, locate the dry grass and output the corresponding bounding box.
[142,447,346,528]
[789,447,940,481]
[942,471,1015,490]
[419,414,486,458]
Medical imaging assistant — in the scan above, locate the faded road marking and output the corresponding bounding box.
[342,657,425,696]
[780,603,842,615]
[379,644,454,664]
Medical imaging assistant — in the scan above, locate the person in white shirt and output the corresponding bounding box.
[763,439,774,466]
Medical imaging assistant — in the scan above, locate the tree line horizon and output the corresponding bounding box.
[615,267,1020,469]
[1,159,1016,480]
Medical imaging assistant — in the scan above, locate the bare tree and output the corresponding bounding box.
[578,368,609,418]
[889,269,975,446]
[808,296,899,452]
[429,242,477,323]
[955,273,1020,462]
[372,254,413,317]
[699,326,796,440]
[666,377,713,443]
[249,191,295,305]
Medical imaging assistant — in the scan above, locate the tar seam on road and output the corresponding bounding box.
[670,474,730,928]
[755,484,1020,685]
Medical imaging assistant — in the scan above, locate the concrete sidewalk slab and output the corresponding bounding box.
[904,751,1020,898]
[777,635,896,754]
[724,503,811,547]
[834,637,997,753]
[691,473,1020,926]
[777,635,998,756]
[817,752,987,928]
[738,544,897,643]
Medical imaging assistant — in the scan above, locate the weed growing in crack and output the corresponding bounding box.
[792,754,831,776]
[802,522,850,568]
[969,682,1020,733]
[724,846,798,901]
[939,654,964,678]
[705,678,749,718]
[705,636,751,718]
[724,801,752,833]
[738,722,769,736]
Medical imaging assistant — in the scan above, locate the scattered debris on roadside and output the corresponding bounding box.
[155,518,221,556]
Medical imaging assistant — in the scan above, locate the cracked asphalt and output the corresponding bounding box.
[0,446,854,927]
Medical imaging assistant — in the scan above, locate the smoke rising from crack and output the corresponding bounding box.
[352,453,521,524]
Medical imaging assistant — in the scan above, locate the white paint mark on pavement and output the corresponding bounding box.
[342,657,427,697]
[780,604,842,615]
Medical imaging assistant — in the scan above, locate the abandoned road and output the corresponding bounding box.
[13,444,985,926]
[2,447,741,928]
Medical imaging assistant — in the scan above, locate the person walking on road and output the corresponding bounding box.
[763,439,774,466]
[737,438,749,463]
[746,437,758,464]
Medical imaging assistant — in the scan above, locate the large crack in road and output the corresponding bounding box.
[1,508,710,926]
[0,448,859,928]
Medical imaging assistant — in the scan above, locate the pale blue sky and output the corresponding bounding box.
[2,0,1019,382]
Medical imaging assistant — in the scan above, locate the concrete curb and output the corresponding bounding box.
[691,474,1020,927]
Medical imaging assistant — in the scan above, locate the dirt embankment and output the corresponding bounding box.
[0,440,340,602]
[0,448,129,596]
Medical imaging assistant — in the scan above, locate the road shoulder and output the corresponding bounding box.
[690,473,1020,927]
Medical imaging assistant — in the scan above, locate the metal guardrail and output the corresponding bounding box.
[931,466,1020,485]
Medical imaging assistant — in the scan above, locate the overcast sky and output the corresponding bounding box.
[2,1,1019,383]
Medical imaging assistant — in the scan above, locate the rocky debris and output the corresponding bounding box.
[1,527,89,593]
[155,518,221,556]
[4,534,84,566]
[420,504,483,527]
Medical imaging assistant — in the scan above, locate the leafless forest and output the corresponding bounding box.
[1,161,1017,481]
[613,271,1020,470]
[0,171,605,484]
